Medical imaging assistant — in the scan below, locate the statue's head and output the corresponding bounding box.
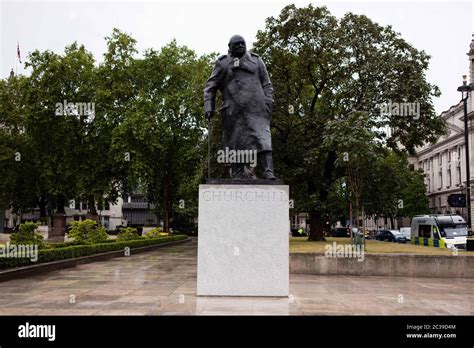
[228,35,246,58]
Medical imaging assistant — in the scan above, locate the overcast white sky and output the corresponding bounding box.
[1,0,473,114]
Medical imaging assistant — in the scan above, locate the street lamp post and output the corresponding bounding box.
[457,75,474,230]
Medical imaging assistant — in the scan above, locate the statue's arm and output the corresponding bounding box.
[259,58,274,102]
[204,59,224,113]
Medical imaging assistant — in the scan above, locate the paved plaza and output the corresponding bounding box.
[0,239,472,315]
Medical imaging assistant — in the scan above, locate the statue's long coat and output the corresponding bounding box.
[204,51,274,152]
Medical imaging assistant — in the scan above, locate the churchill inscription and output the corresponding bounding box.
[201,190,288,202]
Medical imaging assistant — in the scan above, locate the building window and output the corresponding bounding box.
[438,172,443,189]
[448,150,451,162]
[457,166,462,185]
[131,195,147,203]
[447,169,452,188]
[427,178,430,192]
[102,216,110,229]
[439,153,442,166]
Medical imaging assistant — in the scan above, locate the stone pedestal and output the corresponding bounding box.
[50,214,67,241]
[197,184,289,296]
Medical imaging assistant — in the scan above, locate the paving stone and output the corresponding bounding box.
[0,239,472,315]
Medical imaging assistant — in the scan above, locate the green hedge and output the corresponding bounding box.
[42,239,117,249]
[0,235,187,270]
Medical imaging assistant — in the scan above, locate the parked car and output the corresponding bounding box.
[376,230,406,243]
[331,227,350,237]
[399,227,411,241]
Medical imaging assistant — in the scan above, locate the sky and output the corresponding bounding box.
[1,0,473,114]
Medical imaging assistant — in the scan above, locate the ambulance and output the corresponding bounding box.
[410,214,467,250]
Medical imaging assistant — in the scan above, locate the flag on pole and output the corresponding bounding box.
[17,42,21,63]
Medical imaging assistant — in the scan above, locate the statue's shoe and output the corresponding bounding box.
[262,172,277,180]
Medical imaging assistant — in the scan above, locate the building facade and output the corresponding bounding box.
[409,36,474,226]
[2,194,158,232]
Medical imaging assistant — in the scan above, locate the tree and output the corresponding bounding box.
[80,28,140,218]
[24,43,96,219]
[0,74,39,227]
[111,39,213,231]
[326,149,430,231]
[327,111,379,237]
[253,4,445,240]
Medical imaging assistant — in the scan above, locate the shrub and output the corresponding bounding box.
[0,235,188,269]
[87,226,109,244]
[43,241,79,249]
[9,222,44,248]
[144,227,162,239]
[67,219,109,244]
[116,227,141,241]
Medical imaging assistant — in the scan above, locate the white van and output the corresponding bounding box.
[411,214,467,250]
[399,227,411,241]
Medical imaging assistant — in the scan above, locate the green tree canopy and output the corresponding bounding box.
[253,4,445,240]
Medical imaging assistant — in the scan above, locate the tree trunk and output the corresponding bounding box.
[162,181,170,233]
[39,196,47,219]
[307,210,325,241]
[87,194,98,222]
[390,215,395,230]
[349,201,353,239]
[48,212,53,235]
[56,195,65,214]
[0,209,5,233]
[362,206,366,247]
[88,195,97,215]
[355,195,360,229]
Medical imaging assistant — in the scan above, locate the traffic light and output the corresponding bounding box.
[448,194,466,207]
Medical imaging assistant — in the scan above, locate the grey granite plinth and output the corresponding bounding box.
[197,184,289,296]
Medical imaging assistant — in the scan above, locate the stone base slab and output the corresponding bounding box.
[197,184,289,296]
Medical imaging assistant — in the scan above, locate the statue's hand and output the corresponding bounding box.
[265,99,274,113]
[205,111,214,120]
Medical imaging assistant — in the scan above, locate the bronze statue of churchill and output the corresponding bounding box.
[204,35,276,180]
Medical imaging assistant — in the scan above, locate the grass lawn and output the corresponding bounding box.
[290,237,474,255]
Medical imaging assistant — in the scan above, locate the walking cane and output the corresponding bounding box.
[207,116,211,180]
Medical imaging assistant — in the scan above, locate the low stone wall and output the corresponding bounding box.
[290,253,474,278]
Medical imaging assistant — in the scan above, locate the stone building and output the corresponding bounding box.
[409,36,474,226]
